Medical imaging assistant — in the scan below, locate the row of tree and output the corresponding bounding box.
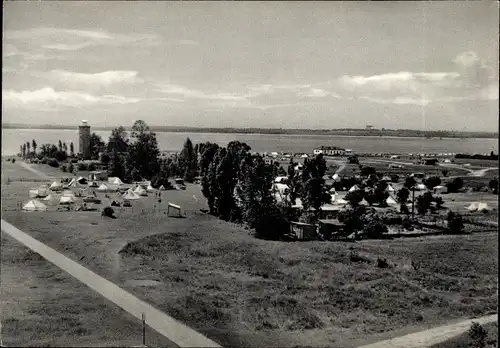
[20,139,75,162]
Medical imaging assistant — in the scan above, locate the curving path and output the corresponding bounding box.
[357,314,497,348]
[1,219,221,348]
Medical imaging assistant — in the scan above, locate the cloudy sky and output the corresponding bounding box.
[2,1,498,131]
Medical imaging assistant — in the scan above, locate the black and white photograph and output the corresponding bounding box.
[1,1,498,347]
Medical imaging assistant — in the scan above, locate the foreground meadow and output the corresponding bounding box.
[1,161,497,347]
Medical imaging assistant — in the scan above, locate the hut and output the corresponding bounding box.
[290,222,317,241]
[318,219,345,239]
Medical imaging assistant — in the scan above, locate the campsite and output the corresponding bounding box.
[1,157,498,347]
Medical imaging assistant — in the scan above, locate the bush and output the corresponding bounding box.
[402,217,414,231]
[447,211,464,234]
[47,158,59,168]
[60,164,68,172]
[11,158,16,163]
[446,177,464,193]
[102,206,116,218]
[390,174,399,183]
[71,158,78,164]
[40,157,49,164]
[77,162,88,171]
[68,163,74,174]
[468,322,488,348]
[88,162,97,171]
[363,213,388,238]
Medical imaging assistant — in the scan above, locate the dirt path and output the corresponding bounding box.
[357,314,497,348]
[18,161,53,180]
[1,219,221,348]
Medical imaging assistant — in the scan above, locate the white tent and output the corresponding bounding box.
[59,196,74,205]
[68,179,77,187]
[332,173,341,182]
[434,185,447,193]
[349,185,360,192]
[477,203,490,212]
[29,189,39,198]
[62,190,73,196]
[97,183,109,192]
[415,183,427,191]
[329,187,336,193]
[274,176,288,183]
[359,198,369,206]
[42,194,53,201]
[467,202,480,211]
[76,176,88,184]
[146,185,155,193]
[159,185,166,191]
[386,185,395,192]
[108,177,124,185]
[49,181,63,191]
[335,197,348,205]
[134,186,148,196]
[22,200,47,211]
[386,196,398,205]
[123,189,141,200]
[444,159,451,163]
[301,154,309,158]
[88,181,99,188]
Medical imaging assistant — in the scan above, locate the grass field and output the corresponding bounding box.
[1,160,498,348]
[430,322,498,348]
[0,232,173,347]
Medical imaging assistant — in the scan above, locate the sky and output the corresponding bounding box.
[2,1,499,131]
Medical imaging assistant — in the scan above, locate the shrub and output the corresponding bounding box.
[363,213,388,238]
[77,162,87,171]
[447,211,464,234]
[102,206,116,218]
[377,258,390,268]
[40,157,49,164]
[71,158,78,164]
[446,177,464,193]
[402,217,414,231]
[47,158,59,168]
[390,174,399,183]
[88,162,97,171]
[60,164,68,172]
[11,158,16,163]
[468,322,488,348]
[68,163,74,174]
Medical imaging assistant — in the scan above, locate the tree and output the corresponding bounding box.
[278,166,287,176]
[22,144,26,158]
[128,127,160,180]
[347,155,359,164]
[396,187,410,204]
[237,154,287,240]
[70,142,75,157]
[441,169,449,177]
[390,174,399,183]
[404,176,416,189]
[361,166,376,177]
[26,142,31,154]
[19,145,23,157]
[345,189,364,207]
[468,322,488,348]
[447,211,464,234]
[300,154,331,221]
[62,142,68,154]
[90,133,105,160]
[179,138,197,182]
[446,177,464,193]
[131,120,150,138]
[488,178,498,194]
[416,191,434,215]
[433,196,444,209]
[424,176,441,189]
[32,139,37,154]
[107,126,129,153]
[58,140,63,152]
[107,150,127,180]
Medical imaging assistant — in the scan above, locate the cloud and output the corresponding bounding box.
[2,87,141,109]
[51,70,139,86]
[4,27,161,52]
[337,51,497,105]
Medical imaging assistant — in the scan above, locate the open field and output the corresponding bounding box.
[1,161,498,347]
[0,231,173,347]
[431,322,498,348]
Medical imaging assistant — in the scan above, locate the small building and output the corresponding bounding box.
[290,222,317,240]
[318,219,345,239]
[422,158,439,165]
[89,170,108,181]
[313,146,346,156]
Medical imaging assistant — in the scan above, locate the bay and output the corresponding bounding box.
[2,128,498,156]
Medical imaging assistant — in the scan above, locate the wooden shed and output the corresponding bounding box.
[290,222,317,241]
[318,219,345,240]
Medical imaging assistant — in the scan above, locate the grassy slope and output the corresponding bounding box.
[0,233,173,347]
[1,161,498,347]
[430,322,498,348]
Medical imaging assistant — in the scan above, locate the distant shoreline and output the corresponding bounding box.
[2,124,498,139]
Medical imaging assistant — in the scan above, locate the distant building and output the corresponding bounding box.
[366,125,375,130]
[313,146,346,156]
[78,120,91,160]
